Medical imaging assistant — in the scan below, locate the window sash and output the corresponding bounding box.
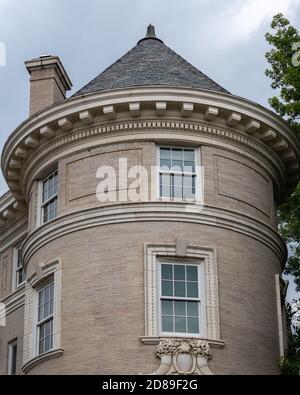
[16,267,25,287]
[42,170,58,204]
[15,247,25,288]
[38,318,53,355]
[8,341,17,375]
[159,147,197,199]
[42,197,57,223]
[36,282,54,355]
[159,262,202,335]
[41,170,58,224]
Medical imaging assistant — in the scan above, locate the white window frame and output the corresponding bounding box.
[7,339,18,375]
[157,146,202,202]
[12,246,26,290]
[38,169,58,225]
[158,260,206,337]
[23,259,62,365]
[143,244,220,341]
[35,281,54,356]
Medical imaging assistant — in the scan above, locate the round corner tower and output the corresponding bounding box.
[1,25,300,375]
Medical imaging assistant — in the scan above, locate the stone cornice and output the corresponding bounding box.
[1,86,299,203]
[22,348,64,374]
[21,202,287,269]
[21,118,286,201]
[140,336,225,348]
[0,216,28,253]
[0,191,27,228]
[0,284,25,315]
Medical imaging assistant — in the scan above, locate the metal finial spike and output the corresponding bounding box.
[146,24,156,38]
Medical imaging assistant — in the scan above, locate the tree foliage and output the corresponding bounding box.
[265,13,300,135]
[265,13,300,375]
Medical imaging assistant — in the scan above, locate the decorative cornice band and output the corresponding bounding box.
[21,202,287,269]
[2,86,299,202]
[140,336,225,348]
[21,117,286,199]
[0,285,25,315]
[22,348,64,374]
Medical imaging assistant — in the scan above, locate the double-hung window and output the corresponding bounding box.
[159,147,196,199]
[41,170,58,224]
[7,339,17,375]
[159,262,203,335]
[37,282,54,355]
[15,247,25,288]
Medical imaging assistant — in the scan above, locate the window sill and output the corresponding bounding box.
[22,348,64,374]
[140,336,225,348]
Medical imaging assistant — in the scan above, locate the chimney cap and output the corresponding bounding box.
[25,55,72,90]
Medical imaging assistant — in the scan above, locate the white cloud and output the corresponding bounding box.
[206,0,300,48]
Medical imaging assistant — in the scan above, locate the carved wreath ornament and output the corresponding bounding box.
[151,339,213,375]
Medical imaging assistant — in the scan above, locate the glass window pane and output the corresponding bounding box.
[38,306,42,322]
[186,266,198,281]
[44,302,50,318]
[161,185,171,198]
[45,320,51,337]
[11,344,17,375]
[174,265,185,281]
[161,300,173,316]
[161,174,171,186]
[174,300,186,316]
[162,280,173,296]
[187,301,198,317]
[173,187,182,198]
[183,175,193,188]
[39,339,44,355]
[172,160,183,172]
[48,184,54,199]
[161,264,173,280]
[45,285,50,302]
[39,323,45,339]
[173,175,183,187]
[50,283,54,299]
[43,179,48,202]
[162,316,173,332]
[183,187,194,199]
[53,179,58,195]
[184,161,195,173]
[39,290,43,307]
[45,336,50,352]
[160,148,171,160]
[174,281,185,297]
[187,317,199,333]
[187,282,198,298]
[172,149,183,161]
[160,159,171,170]
[184,149,194,161]
[175,316,186,333]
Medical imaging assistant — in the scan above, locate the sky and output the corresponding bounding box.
[0,0,299,298]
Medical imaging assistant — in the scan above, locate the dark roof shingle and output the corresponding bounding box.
[74,33,229,96]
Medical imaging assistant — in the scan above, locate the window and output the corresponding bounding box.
[23,259,62,369]
[143,244,220,341]
[15,247,25,288]
[159,147,196,199]
[7,339,17,375]
[41,170,58,224]
[159,262,203,335]
[37,282,54,355]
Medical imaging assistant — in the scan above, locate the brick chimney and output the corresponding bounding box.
[25,55,72,116]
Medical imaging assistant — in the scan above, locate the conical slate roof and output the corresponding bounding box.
[74,25,229,96]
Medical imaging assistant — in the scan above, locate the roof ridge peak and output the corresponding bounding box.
[137,24,163,44]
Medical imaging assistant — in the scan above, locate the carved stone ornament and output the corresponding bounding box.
[151,339,214,375]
